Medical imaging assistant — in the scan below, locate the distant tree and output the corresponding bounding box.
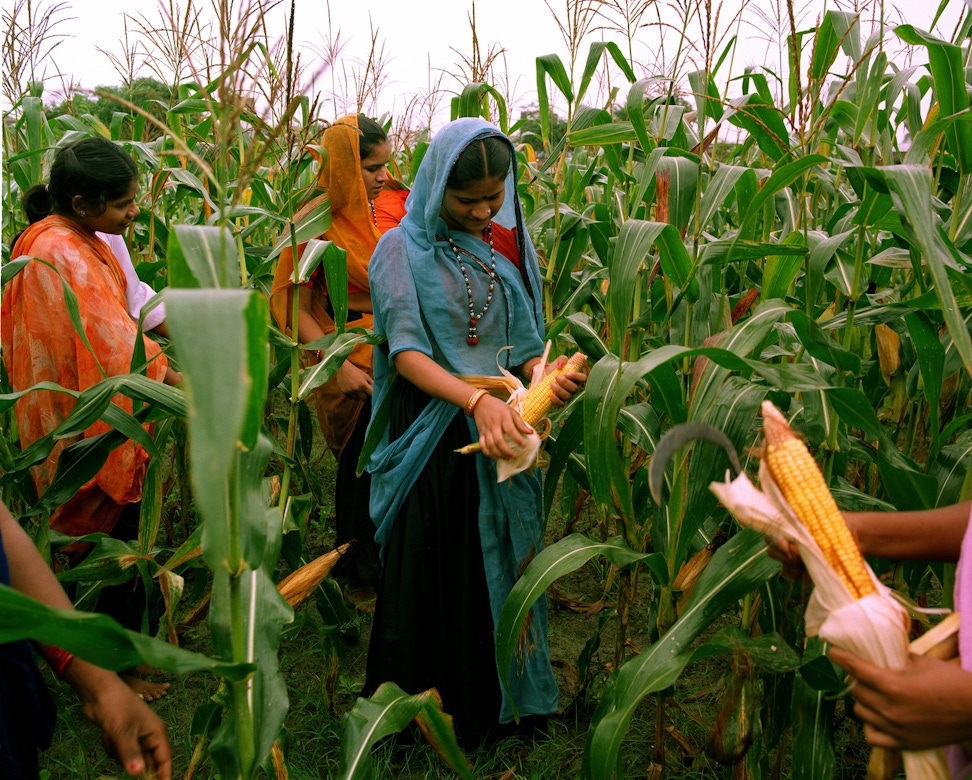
[48,77,173,139]
[512,105,568,157]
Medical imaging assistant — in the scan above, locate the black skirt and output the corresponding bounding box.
[364,380,502,743]
[334,399,380,586]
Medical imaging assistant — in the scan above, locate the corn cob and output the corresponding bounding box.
[518,352,588,426]
[761,401,875,599]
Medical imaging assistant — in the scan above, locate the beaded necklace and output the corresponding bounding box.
[369,200,378,227]
[447,223,496,345]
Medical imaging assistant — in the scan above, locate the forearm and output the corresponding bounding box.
[848,500,970,562]
[347,291,373,314]
[394,350,481,410]
[2,504,73,611]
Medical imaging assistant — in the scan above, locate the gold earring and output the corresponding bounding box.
[79,210,86,217]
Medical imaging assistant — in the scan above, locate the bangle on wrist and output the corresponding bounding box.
[465,388,488,416]
[42,645,74,679]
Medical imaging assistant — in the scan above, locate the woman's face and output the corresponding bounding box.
[360,141,391,201]
[77,179,140,235]
[439,175,506,235]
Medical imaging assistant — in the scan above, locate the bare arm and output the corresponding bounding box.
[848,500,970,562]
[0,503,172,780]
[394,350,532,460]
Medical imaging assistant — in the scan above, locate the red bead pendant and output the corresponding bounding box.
[467,335,478,345]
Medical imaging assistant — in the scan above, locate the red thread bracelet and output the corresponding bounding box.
[42,646,74,679]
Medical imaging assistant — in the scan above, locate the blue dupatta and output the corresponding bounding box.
[366,118,557,721]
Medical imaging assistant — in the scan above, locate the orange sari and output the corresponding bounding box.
[1,216,168,537]
[270,115,405,458]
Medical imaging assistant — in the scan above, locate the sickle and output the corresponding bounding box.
[648,422,743,506]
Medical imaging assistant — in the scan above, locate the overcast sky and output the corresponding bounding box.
[10,0,967,126]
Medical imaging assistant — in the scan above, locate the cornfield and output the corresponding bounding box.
[2,0,971,777]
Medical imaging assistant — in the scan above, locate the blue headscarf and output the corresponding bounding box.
[366,118,557,722]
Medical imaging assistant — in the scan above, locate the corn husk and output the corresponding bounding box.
[276,543,350,607]
[710,459,951,779]
[457,343,586,482]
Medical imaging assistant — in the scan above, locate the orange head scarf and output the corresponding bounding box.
[269,115,382,335]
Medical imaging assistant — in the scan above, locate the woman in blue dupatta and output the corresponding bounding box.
[363,118,585,744]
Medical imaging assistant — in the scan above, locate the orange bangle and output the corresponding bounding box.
[465,388,488,416]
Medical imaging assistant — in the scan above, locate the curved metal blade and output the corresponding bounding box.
[648,422,743,505]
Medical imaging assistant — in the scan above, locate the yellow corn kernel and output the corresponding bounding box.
[519,352,587,426]
[761,402,875,599]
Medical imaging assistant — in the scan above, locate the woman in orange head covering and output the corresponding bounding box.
[270,114,405,607]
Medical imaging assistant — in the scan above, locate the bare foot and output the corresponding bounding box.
[346,584,378,613]
[121,673,170,702]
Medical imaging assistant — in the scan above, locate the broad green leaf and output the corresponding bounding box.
[266,198,332,261]
[584,355,636,533]
[577,42,635,107]
[736,155,828,243]
[687,68,724,123]
[896,25,972,174]
[339,682,471,780]
[725,93,791,161]
[168,224,241,289]
[789,311,862,375]
[298,331,384,399]
[790,672,836,780]
[879,165,972,379]
[906,311,945,458]
[165,289,269,567]
[761,232,808,302]
[496,534,661,717]
[582,529,778,778]
[655,155,699,235]
[698,164,753,231]
[0,585,253,681]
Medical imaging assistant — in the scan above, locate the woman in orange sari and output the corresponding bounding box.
[270,115,404,608]
[2,137,179,699]
[3,137,179,539]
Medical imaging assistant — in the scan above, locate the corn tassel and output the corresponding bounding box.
[761,402,875,599]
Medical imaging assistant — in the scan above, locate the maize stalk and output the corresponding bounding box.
[761,401,875,599]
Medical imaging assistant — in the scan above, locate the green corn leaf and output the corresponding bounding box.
[577,42,635,107]
[266,198,332,261]
[0,584,254,681]
[790,672,836,780]
[168,224,241,289]
[878,165,972,379]
[496,534,662,719]
[298,331,385,400]
[582,529,778,778]
[896,25,972,174]
[339,682,471,780]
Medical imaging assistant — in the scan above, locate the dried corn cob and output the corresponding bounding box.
[761,401,875,599]
[518,352,588,426]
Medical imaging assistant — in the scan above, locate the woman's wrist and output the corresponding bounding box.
[465,388,488,416]
[520,358,541,382]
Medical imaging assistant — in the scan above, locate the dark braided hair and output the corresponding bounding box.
[447,136,511,190]
[22,137,138,224]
